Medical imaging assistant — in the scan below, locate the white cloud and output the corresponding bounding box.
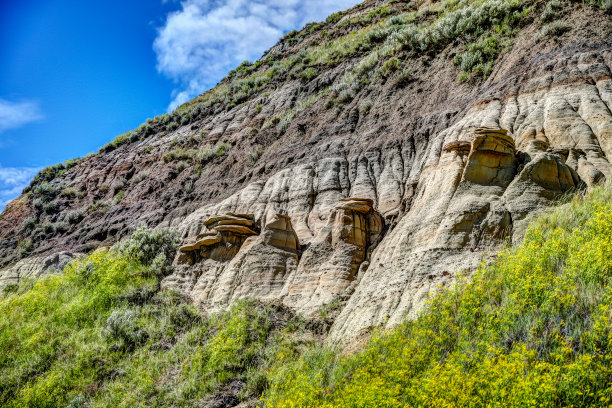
[0,98,43,133]
[0,165,40,213]
[154,0,361,110]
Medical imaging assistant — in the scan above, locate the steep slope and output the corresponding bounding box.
[0,165,609,408]
[1,0,611,343]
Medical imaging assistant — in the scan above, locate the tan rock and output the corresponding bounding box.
[263,214,300,252]
[214,225,258,235]
[283,198,383,316]
[0,251,77,290]
[164,46,612,344]
[203,214,254,229]
[442,140,471,153]
[179,234,223,252]
[181,213,300,312]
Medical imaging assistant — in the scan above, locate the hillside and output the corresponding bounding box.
[0,0,611,394]
[1,166,610,407]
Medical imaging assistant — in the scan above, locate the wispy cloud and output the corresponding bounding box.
[0,98,43,133]
[0,165,40,213]
[154,0,360,110]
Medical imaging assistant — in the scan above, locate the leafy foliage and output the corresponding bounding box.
[114,224,179,274]
[0,226,313,407]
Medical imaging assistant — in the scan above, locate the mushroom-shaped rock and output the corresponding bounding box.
[337,197,375,214]
[191,213,300,312]
[203,214,255,229]
[442,140,471,153]
[226,212,254,220]
[474,127,508,136]
[214,225,258,235]
[179,233,223,252]
[283,197,383,316]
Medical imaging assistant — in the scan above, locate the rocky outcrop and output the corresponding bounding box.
[282,198,383,316]
[163,213,259,298]
[200,213,300,311]
[329,126,587,342]
[0,251,77,290]
[164,198,383,315]
[165,212,302,311]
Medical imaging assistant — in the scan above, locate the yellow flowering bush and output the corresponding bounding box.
[264,182,612,407]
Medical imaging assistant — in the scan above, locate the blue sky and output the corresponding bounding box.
[0,0,360,212]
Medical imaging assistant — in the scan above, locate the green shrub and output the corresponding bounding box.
[66,208,86,224]
[114,190,126,204]
[105,309,147,351]
[359,100,373,116]
[32,197,44,212]
[380,57,402,76]
[22,217,37,232]
[54,221,68,233]
[89,200,110,214]
[247,146,263,165]
[163,148,194,163]
[326,11,344,24]
[276,117,292,134]
[24,164,67,191]
[41,221,55,234]
[32,182,57,198]
[454,35,501,79]
[1,284,19,297]
[395,68,412,86]
[114,224,179,273]
[387,15,405,26]
[111,178,126,194]
[541,0,562,21]
[99,131,137,153]
[133,170,150,183]
[184,179,194,194]
[176,161,189,172]
[301,67,319,81]
[196,142,229,164]
[17,238,33,256]
[61,188,77,198]
[43,201,57,214]
[537,20,571,40]
[63,158,80,170]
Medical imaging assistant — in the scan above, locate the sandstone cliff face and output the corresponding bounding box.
[1,1,610,342]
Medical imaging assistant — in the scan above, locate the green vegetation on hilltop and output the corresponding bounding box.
[21,0,611,189]
[264,182,612,407]
[92,0,612,156]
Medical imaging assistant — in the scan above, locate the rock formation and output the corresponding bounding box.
[282,198,383,316]
[0,251,76,290]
